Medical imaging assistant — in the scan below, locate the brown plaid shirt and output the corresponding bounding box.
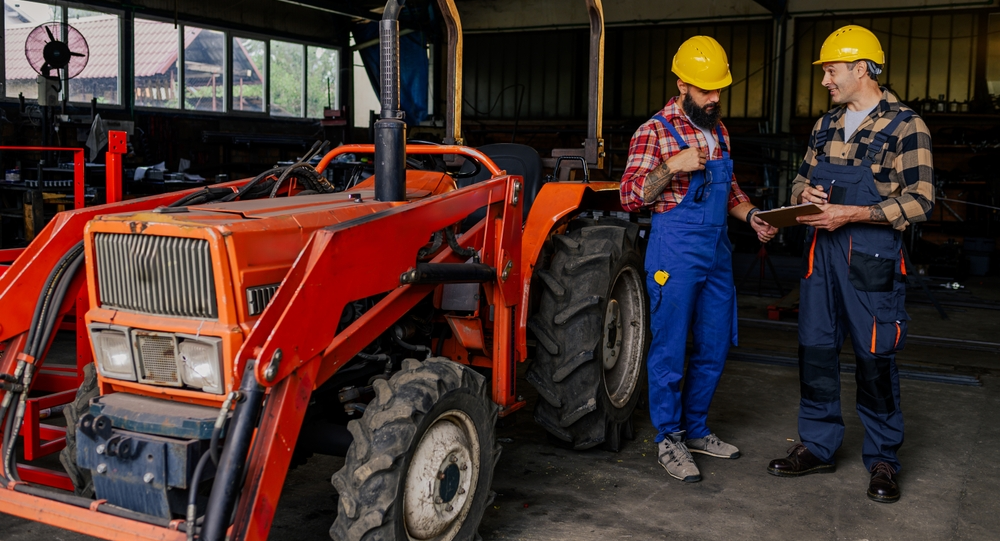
[791,89,934,231]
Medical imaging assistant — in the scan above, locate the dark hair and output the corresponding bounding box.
[848,60,882,81]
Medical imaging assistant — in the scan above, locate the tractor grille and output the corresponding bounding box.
[95,233,218,319]
[246,283,280,316]
[135,332,181,386]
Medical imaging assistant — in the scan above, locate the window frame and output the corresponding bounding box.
[1,0,127,108]
[0,2,343,120]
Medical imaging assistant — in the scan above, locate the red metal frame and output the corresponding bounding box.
[105,131,126,204]
[315,144,504,177]
[0,487,184,541]
[19,389,76,460]
[0,146,85,209]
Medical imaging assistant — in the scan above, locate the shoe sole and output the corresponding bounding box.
[659,461,701,483]
[767,464,836,477]
[688,448,741,459]
[867,490,900,503]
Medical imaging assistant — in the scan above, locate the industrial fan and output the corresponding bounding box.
[24,22,90,105]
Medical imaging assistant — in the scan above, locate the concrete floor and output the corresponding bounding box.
[3,281,999,541]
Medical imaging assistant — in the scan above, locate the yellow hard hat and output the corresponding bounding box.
[671,36,732,90]
[813,25,885,65]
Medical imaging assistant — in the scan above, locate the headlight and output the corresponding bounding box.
[90,326,136,381]
[177,336,224,394]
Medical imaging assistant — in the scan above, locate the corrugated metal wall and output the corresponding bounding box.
[463,19,774,122]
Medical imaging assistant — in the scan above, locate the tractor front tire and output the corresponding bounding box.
[330,357,499,541]
[527,218,649,451]
[59,362,99,497]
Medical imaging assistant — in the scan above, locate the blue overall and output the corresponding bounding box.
[645,114,739,443]
[798,111,913,472]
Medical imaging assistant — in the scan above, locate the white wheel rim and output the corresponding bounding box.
[603,265,644,409]
[404,409,481,541]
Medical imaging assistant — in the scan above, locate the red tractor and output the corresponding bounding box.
[0,0,648,539]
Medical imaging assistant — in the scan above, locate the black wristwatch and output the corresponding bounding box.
[746,207,761,224]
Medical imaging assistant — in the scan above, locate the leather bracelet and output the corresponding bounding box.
[746,207,761,224]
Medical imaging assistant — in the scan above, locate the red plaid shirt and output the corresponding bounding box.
[619,97,750,213]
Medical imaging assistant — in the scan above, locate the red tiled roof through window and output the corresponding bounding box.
[5,16,209,81]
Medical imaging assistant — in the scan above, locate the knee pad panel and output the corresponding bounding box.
[799,345,840,403]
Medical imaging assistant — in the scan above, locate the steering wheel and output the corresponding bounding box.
[447,157,482,180]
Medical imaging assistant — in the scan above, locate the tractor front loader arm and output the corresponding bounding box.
[206,172,523,541]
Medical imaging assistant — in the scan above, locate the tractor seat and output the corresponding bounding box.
[456,143,543,222]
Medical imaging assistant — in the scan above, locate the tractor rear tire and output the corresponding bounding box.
[59,362,99,496]
[330,357,499,541]
[527,217,649,451]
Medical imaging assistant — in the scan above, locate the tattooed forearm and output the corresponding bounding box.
[868,204,887,222]
[642,163,674,204]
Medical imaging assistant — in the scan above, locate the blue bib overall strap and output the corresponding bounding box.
[812,113,836,161]
[861,110,912,167]
[653,114,689,149]
[797,109,912,472]
[644,114,738,443]
[714,124,729,158]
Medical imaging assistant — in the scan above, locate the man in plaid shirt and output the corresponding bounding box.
[767,25,934,505]
[619,36,776,484]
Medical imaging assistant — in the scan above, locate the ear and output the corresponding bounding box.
[677,79,687,95]
[855,61,867,79]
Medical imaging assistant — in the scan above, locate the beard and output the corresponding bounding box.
[682,92,722,130]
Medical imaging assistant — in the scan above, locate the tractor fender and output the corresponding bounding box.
[517,180,623,363]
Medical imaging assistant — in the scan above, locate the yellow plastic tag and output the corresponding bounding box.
[654,270,670,286]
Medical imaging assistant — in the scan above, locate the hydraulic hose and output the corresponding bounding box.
[267,140,326,198]
[219,167,284,202]
[186,451,213,541]
[391,332,431,359]
[1,242,84,483]
[199,361,265,541]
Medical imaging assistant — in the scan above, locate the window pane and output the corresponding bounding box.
[134,18,179,108]
[307,46,338,118]
[233,37,265,112]
[4,1,61,99]
[67,8,119,104]
[184,27,225,112]
[271,40,303,117]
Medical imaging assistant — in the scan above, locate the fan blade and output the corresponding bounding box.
[45,25,55,42]
[69,52,85,57]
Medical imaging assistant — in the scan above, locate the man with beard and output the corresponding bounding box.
[767,25,933,504]
[620,35,776,483]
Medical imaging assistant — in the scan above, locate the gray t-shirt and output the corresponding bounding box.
[844,105,876,141]
[697,125,718,156]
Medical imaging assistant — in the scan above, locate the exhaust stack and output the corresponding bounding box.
[374,0,407,202]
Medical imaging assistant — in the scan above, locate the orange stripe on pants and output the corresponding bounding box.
[870,316,877,354]
[805,231,818,278]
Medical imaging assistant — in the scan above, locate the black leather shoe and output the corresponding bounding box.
[767,443,836,477]
[868,462,900,503]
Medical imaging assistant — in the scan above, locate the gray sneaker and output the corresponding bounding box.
[658,432,701,483]
[686,433,740,459]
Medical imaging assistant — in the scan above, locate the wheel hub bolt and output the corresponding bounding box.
[143,473,154,484]
[449,455,457,463]
[437,472,446,480]
[446,505,454,512]
[434,496,443,504]
[96,463,107,474]
[458,488,466,495]
[96,444,105,455]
